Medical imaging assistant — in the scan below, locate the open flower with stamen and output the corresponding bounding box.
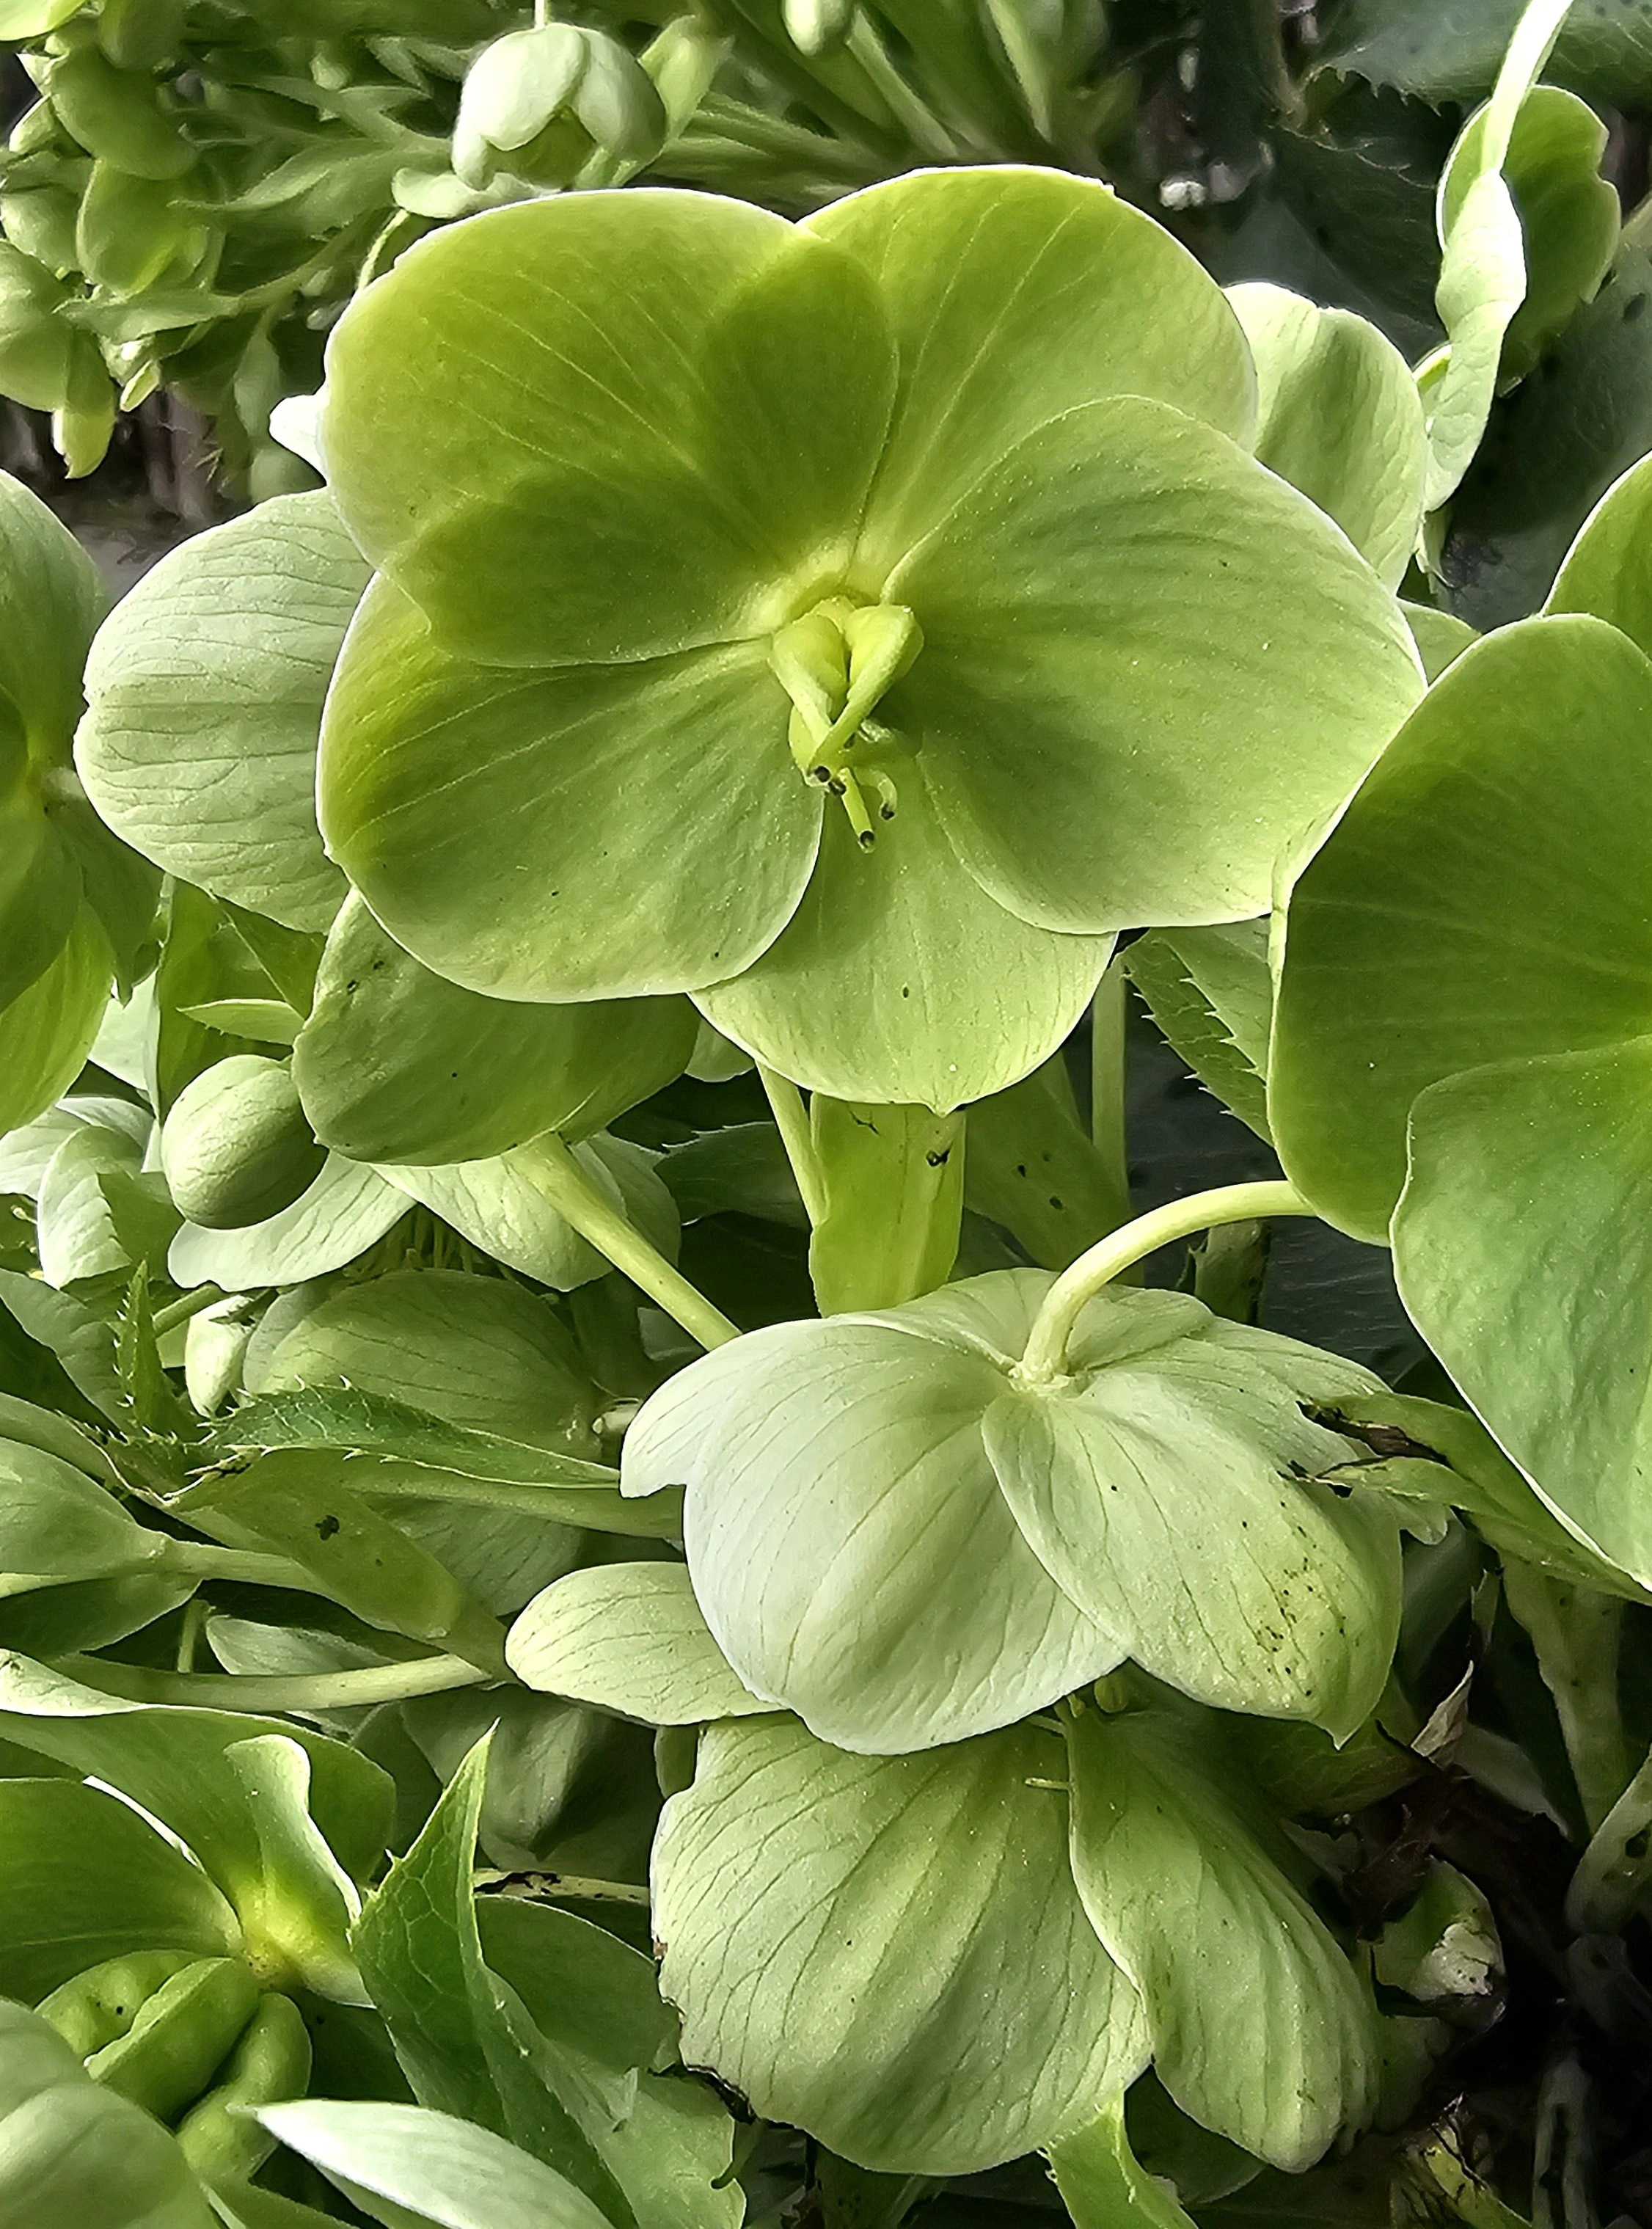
[315,166,1422,1106]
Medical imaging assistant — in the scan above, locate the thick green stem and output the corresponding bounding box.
[1568,1741,1652,1933]
[759,1064,828,1225]
[1015,1181,1312,1385]
[52,1652,490,1712]
[1088,958,1131,1227]
[1502,1561,1631,1834]
[151,1284,227,1338]
[527,1134,739,1351]
[158,1539,320,1593]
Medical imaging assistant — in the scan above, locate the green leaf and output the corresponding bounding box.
[168,1153,406,1289]
[175,1451,506,1674]
[1227,285,1425,590]
[402,1685,657,1882]
[623,1294,1124,1752]
[694,791,1112,1109]
[257,2100,618,2229]
[351,1739,636,2221]
[1271,613,1652,1240]
[211,1382,615,1491]
[76,492,366,933]
[0,1436,167,1597]
[804,167,1255,573]
[1422,0,1578,511]
[1318,0,1652,110]
[1064,1707,1378,2169]
[1048,2098,1199,2229]
[248,1268,596,1453]
[629,1274,1399,1747]
[0,1652,393,1914]
[651,1715,1149,2173]
[380,1134,677,1295]
[1123,923,1272,1142]
[0,1266,123,1422]
[293,894,695,1165]
[324,191,893,667]
[507,1563,769,1726]
[882,393,1422,936]
[477,1897,740,2229]
[0,1996,219,2229]
[36,1121,145,1287]
[0,1777,239,2000]
[318,577,817,1004]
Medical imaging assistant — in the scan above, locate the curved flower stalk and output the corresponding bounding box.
[313,165,1422,1108]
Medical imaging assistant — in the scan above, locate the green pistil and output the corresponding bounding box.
[770,597,922,849]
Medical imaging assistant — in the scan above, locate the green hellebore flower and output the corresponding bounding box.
[315,166,1422,1109]
[621,1272,1401,1753]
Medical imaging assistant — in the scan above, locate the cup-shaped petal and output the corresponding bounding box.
[322,191,896,666]
[651,1715,1149,2173]
[1271,613,1652,1238]
[804,165,1256,570]
[624,1295,1123,1753]
[694,789,1111,1109]
[319,577,819,1002]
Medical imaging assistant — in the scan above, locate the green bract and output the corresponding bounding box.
[1273,452,1652,1586]
[316,166,1421,1107]
[624,1272,1401,1750]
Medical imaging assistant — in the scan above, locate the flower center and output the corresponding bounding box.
[768,597,922,850]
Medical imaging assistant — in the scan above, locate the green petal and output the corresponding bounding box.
[807,167,1254,573]
[693,790,1109,1109]
[507,1562,770,1726]
[626,1302,1122,1752]
[76,493,364,934]
[322,191,893,665]
[1065,1707,1379,2170]
[319,577,818,1001]
[0,905,112,1134]
[1395,1039,1652,1584]
[0,468,103,751]
[1271,614,1652,1238]
[651,1716,1149,2173]
[1227,282,1425,590]
[984,1296,1401,1738]
[294,894,695,1164]
[886,395,1422,935]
